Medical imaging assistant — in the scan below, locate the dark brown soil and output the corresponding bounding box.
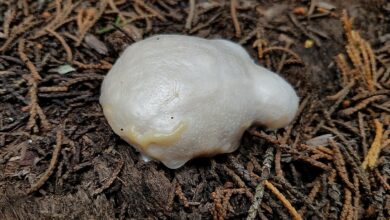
[0,0,389,219]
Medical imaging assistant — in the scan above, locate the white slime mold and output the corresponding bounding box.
[100,35,299,169]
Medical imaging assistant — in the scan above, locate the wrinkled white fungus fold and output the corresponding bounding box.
[100,35,299,169]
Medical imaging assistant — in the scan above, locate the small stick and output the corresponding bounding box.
[297,156,331,170]
[264,180,302,220]
[374,169,390,191]
[332,119,361,136]
[46,28,73,63]
[358,112,368,157]
[33,0,76,39]
[263,46,302,62]
[76,0,108,46]
[185,0,196,30]
[299,144,333,159]
[175,182,190,208]
[288,13,321,47]
[107,0,126,21]
[362,119,383,169]
[340,187,352,220]
[73,60,112,69]
[339,95,387,116]
[18,39,41,80]
[39,86,69,92]
[211,189,224,220]
[277,42,293,73]
[133,3,153,33]
[273,176,323,218]
[228,155,253,185]
[252,38,267,60]
[19,39,51,131]
[326,80,355,101]
[281,96,310,146]
[329,139,355,190]
[240,27,260,44]
[247,146,274,220]
[135,0,166,21]
[230,0,241,38]
[25,77,39,130]
[22,0,29,16]
[299,176,322,215]
[36,105,51,131]
[358,91,390,104]
[365,41,377,86]
[371,103,390,113]
[28,129,63,194]
[221,164,246,188]
[0,16,36,52]
[351,174,360,219]
[328,81,356,115]
[93,159,124,195]
[335,54,352,86]
[3,8,16,38]
[190,12,222,34]
[213,187,253,219]
[275,148,284,178]
[63,74,104,87]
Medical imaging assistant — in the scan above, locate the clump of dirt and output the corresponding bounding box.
[0,0,389,219]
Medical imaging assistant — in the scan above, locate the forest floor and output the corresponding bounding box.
[0,0,389,219]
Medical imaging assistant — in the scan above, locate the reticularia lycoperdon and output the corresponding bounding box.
[100,35,299,169]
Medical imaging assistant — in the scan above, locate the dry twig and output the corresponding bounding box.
[18,39,41,81]
[2,7,16,38]
[340,95,387,116]
[33,0,76,39]
[175,182,190,208]
[362,119,383,169]
[0,16,37,52]
[340,187,352,220]
[93,159,124,195]
[45,28,73,63]
[18,39,51,131]
[263,46,302,63]
[264,180,302,220]
[212,187,253,220]
[185,0,196,30]
[73,60,112,69]
[298,176,322,215]
[247,147,274,220]
[230,0,241,38]
[28,129,63,194]
[329,139,355,190]
[135,0,166,22]
[76,0,108,46]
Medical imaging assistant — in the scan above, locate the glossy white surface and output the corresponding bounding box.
[100,35,299,169]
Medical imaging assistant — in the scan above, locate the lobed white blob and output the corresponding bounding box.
[100,35,299,169]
